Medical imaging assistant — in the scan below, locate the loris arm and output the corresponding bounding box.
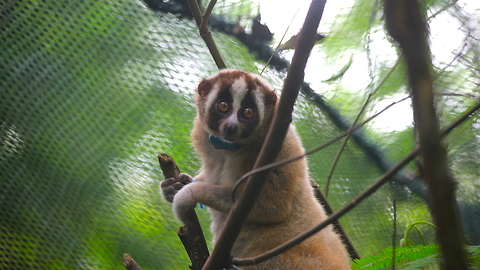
[161,172,233,225]
[171,171,296,226]
[173,180,233,225]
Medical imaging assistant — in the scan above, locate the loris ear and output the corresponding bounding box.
[197,78,214,97]
[264,88,278,107]
[254,79,278,107]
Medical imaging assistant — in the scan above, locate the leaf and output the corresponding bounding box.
[352,244,441,269]
[353,244,480,269]
[400,253,440,269]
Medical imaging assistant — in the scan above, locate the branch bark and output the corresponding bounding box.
[384,0,468,268]
[158,154,210,270]
[123,253,142,270]
[202,0,327,269]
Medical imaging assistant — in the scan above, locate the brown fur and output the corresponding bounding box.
[169,70,351,269]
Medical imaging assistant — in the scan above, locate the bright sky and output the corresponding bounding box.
[253,0,478,132]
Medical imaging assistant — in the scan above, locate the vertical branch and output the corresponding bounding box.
[158,154,210,270]
[384,0,468,269]
[202,0,327,269]
[392,198,397,270]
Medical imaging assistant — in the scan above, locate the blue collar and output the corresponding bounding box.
[209,135,241,151]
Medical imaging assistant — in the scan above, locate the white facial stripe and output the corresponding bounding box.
[253,89,265,123]
[231,78,247,115]
[204,83,220,116]
[249,73,270,124]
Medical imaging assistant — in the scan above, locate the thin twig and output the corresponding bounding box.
[232,95,412,201]
[202,1,327,269]
[232,100,480,267]
[187,0,203,27]
[435,91,479,99]
[392,198,397,270]
[324,55,403,196]
[323,0,453,198]
[260,7,301,75]
[434,43,467,80]
[427,0,457,21]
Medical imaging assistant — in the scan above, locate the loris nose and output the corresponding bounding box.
[224,124,238,135]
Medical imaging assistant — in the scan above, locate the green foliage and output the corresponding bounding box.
[399,221,436,247]
[0,0,252,268]
[353,219,480,269]
[352,244,440,269]
[352,244,480,270]
[324,0,382,57]
[373,60,408,99]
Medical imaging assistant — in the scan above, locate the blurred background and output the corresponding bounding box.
[1,0,479,268]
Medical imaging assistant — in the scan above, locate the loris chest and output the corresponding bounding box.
[200,150,256,186]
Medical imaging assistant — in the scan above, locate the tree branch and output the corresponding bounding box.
[187,0,227,69]
[310,181,360,260]
[201,0,327,269]
[384,0,468,268]
[158,154,209,270]
[123,253,142,270]
[200,0,216,32]
[232,100,480,266]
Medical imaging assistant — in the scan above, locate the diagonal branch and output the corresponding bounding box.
[232,100,480,266]
[202,0,327,269]
[231,95,412,200]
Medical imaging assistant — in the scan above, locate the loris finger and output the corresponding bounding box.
[161,185,177,203]
[172,182,185,191]
[178,173,193,184]
[161,177,178,187]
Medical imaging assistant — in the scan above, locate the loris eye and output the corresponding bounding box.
[242,108,255,119]
[217,101,229,112]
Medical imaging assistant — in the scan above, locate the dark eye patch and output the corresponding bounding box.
[207,86,233,132]
[238,91,259,138]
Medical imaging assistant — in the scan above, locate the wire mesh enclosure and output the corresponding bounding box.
[1,0,479,269]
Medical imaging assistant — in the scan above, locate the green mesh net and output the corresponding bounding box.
[1,0,479,269]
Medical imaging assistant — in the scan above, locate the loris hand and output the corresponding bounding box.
[160,173,193,203]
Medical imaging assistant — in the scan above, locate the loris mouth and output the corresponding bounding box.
[209,135,241,151]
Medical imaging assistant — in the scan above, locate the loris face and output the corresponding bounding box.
[196,70,277,145]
